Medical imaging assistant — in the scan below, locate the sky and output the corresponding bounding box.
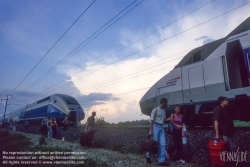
[0,0,250,123]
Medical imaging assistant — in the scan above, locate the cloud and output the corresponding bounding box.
[195,36,214,45]
[1,1,250,123]
[60,2,250,123]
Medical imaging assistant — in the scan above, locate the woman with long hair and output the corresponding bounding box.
[61,116,68,141]
[166,105,185,163]
[51,118,57,139]
[48,118,54,139]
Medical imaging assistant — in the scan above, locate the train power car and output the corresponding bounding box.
[0,94,85,126]
[140,17,250,127]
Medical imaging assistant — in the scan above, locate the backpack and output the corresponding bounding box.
[167,114,174,135]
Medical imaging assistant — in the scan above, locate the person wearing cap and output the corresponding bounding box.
[213,96,235,151]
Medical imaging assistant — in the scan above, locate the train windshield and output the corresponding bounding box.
[63,97,79,105]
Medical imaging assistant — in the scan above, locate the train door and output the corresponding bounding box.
[225,40,249,89]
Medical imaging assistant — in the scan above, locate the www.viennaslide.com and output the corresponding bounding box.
[2,151,87,165]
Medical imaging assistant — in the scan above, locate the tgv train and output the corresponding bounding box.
[0,94,85,126]
[140,17,250,127]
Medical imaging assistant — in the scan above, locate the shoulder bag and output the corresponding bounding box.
[140,107,159,153]
[167,114,174,135]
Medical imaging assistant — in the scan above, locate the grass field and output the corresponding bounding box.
[233,121,250,127]
[98,121,250,128]
[0,129,107,167]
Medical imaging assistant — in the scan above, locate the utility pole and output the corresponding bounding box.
[1,95,13,123]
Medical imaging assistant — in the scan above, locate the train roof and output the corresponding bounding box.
[174,17,250,69]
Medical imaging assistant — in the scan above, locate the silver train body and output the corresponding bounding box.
[140,17,250,127]
[0,94,85,125]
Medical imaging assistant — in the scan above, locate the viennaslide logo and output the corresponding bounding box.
[220,147,248,166]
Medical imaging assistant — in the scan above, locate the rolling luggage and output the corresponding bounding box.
[208,140,230,167]
[80,132,91,147]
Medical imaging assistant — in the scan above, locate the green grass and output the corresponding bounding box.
[0,129,108,167]
[233,121,250,127]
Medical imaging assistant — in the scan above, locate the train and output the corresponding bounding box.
[0,94,85,126]
[139,17,250,127]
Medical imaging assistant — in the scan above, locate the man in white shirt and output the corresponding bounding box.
[146,98,169,166]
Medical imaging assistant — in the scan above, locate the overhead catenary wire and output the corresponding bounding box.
[9,50,187,106]
[12,0,212,100]
[9,0,97,95]
[13,0,143,99]
[79,86,151,103]
[29,0,250,99]
[9,1,250,108]
[36,57,181,99]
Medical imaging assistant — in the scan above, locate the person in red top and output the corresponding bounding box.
[165,105,185,163]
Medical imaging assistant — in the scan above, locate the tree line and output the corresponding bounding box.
[93,117,149,127]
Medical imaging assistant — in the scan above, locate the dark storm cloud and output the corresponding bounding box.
[195,36,214,45]
[75,92,120,109]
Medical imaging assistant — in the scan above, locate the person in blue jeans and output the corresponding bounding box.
[146,98,170,166]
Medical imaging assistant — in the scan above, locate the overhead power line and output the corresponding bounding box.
[10,1,250,107]
[79,87,151,103]
[34,0,250,97]
[11,0,212,102]
[10,0,97,95]
[13,0,143,99]
[9,50,187,106]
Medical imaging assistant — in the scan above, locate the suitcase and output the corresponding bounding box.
[208,140,230,167]
[140,136,159,154]
[80,132,91,147]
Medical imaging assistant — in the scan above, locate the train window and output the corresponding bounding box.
[193,51,202,62]
[62,97,79,105]
[37,97,50,104]
[198,103,217,114]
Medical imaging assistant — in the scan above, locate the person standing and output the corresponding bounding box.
[41,115,49,137]
[85,111,96,146]
[52,118,57,139]
[165,105,185,163]
[61,116,68,141]
[24,120,29,133]
[48,118,54,140]
[213,96,235,150]
[146,98,170,166]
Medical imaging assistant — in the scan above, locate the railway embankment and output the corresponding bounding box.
[13,125,250,166]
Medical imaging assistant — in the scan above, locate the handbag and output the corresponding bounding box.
[140,107,159,153]
[167,114,174,135]
[140,135,159,153]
